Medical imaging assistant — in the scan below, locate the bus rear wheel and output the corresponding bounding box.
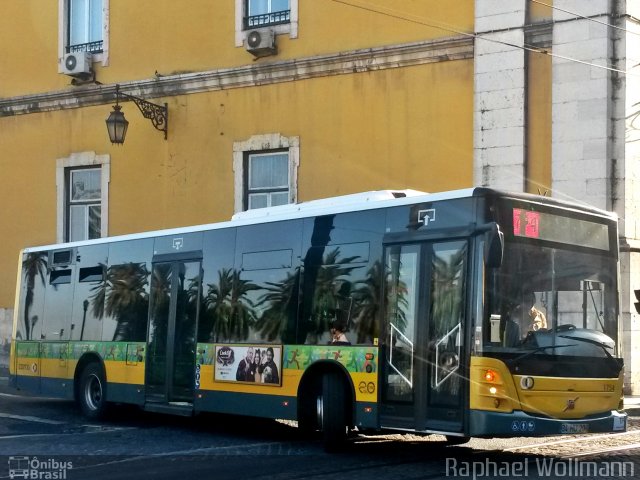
[78,363,108,420]
[317,372,348,452]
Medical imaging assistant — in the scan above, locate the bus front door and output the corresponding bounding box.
[380,240,467,434]
[146,259,201,405]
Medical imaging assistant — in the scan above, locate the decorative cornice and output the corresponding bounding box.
[0,35,472,117]
[524,21,553,49]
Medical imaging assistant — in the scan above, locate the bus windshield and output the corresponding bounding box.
[483,239,619,359]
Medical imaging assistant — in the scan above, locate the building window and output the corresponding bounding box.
[67,168,102,241]
[245,0,291,29]
[233,134,299,213]
[235,0,298,47]
[246,152,290,210]
[57,152,110,243]
[58,0,110,66]
[68,0,103,53]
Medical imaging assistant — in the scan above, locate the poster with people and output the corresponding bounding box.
[214,345,282,386]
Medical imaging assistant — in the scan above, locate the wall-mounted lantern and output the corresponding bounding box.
[105,84,168,144]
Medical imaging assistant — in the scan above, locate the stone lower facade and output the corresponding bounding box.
[474,0,640,394]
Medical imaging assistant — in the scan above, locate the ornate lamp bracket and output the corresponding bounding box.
[115,84,168,140]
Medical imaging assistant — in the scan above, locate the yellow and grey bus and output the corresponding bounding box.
[9,188,627,449]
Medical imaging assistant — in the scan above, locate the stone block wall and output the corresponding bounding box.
[474,0,527,191]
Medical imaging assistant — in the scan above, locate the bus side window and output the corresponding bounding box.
[102,240,153,342]
[100,263,150,342]
[43,267,74,340]
[18,252,49,341]
[231,222,303,344]
[71,245,109,341]
[200,229,237,344]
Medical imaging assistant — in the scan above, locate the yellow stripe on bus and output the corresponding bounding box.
[12,357,145,385]
[13,357,40,377]
[104,360,145,385]
[14,358,378,402]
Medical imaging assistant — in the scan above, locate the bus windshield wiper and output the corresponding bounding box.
[558,335,621,372]
[558,334,614,360]
[507,344,577,369]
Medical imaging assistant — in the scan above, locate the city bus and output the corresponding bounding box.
[9,188,627,449]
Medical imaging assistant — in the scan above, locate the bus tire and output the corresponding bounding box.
[318,372,348,452]
[297,404,317,438]
[298,375,321,437]
[78,362,108,420]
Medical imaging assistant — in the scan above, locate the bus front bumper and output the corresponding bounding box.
[469,409,627,437]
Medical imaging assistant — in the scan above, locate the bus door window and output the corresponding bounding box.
[172,261,201,398]
[147,263,173,390]
[428,241,466,408]
[384,244,419,403]
[146,260,201,401]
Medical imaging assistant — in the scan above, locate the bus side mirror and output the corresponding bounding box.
[484,223,504,269]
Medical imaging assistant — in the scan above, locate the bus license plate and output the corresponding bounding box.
[560,423,589,434]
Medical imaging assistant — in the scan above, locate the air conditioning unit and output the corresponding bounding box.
[245,29,277,58]
[61,52,92,77]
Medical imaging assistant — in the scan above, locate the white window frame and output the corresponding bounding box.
[58,0,110,70]
[235,0,298,47]
[233,134,299,213]
[56,151,110,243]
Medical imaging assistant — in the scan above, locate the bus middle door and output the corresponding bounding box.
[380,240,467,434]
[145,255,201,408]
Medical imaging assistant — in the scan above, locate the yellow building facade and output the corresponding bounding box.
[0,1,481,308]
[0,2,555,298]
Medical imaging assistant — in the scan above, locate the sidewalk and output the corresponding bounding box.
[624,395,640,416]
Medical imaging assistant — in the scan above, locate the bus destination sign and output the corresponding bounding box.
[513,209,540,238]
[512,207,609,251]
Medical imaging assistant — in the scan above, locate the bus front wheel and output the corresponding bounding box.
[317,372,348,452]
[78,363,108,419]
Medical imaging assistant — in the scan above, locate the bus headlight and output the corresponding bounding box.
[484,369,497,382]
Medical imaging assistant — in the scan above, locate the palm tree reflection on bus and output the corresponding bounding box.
[90,262,150,342]
[21,252,47,340]
[77,247,409,348]
[202,268,259,343]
